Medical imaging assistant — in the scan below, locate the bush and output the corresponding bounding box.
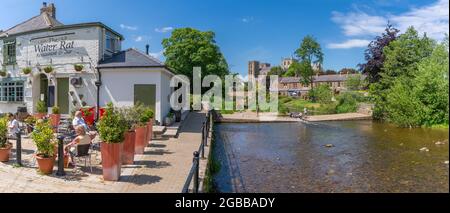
[0,118,8,148]
[43,66,54,73]
[336,92,359,114]
[316,103,337,115]
[51,106,60,114]
[31,121,55,158]
[310,84,333,104]
[22,67,32,75]
[97,103,127,143]
[36,100,47,113]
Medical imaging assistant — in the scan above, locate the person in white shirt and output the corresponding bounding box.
[72,111,89,131]
[7,113,20,137]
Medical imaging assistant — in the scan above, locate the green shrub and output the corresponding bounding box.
[97,103,127,143]
[0,118,8,148]
[310,84,333,104]
[43,66,54,73]
[336,92,359,114]
[316,103,337,115]
[51,106,60,114]
[36,100,47,113]
[31,121,55,158]
[22,67,32,75]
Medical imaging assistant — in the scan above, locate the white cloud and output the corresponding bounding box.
[331,11,387,36]
[327,39,371,49]
[241,17,254,23]
[329,0,449,49]
[120,24,138,31]
[155,27,174,33]
[149,50,164,59]
[134,36,143,42]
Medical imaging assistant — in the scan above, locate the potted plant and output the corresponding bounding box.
[118,107,139,165]
[49,106,60,130]
[35,100,47,119]
[0,117,12,162]
[0,69,8,77]
[97,103,127,181]
[142,108,154,143]
[31,121,56,174]
[74,64,84,72]
[22,67,32,75]
[134,104,148,154]
[43,66,54,74]
[164,112,175,126]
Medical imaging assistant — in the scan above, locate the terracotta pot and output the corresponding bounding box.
[147,119,153,143]
[134,126,146,154]
[64,155,70,168]
[101,142,123,181]
[122,131,136,165]
[0,143,12,162]
[35,155,55,175]
[34,113,46,119]
[49,114,61,128]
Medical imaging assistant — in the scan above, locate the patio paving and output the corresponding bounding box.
[0,111,209,193]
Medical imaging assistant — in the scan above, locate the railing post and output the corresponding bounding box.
[193,151,200,193]
[201,122,205,159]
[56,135,66,176]
[15,131,22,167]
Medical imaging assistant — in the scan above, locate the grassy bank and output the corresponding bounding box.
[202,120,221,193]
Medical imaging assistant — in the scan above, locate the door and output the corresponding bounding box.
[134,84,156,112]
[57,78,70,114]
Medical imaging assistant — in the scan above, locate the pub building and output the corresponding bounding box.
[0,2,176,124]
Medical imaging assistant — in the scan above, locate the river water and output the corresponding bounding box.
[213,121,449,193]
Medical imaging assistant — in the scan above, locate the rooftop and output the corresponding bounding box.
[98,48,167,69]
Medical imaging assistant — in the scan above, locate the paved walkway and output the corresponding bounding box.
[304,113,372,122]
[0,111,208,193]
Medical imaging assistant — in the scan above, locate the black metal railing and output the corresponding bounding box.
[181,110,213,193]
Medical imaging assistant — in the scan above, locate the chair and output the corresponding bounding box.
[72,144,93,173]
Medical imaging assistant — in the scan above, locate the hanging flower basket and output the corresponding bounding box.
[74,64,84,72]
[22,67,32,75]
[43,66,54,74]
[0,70,8,77]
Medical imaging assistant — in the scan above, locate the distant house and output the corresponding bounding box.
[278,74,366,97]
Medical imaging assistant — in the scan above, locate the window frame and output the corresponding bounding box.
[2,39,17,65]
[0,79,25,103]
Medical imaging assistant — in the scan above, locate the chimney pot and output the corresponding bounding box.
[41,2,56,18]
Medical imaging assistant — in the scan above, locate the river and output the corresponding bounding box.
[212,121,449,193]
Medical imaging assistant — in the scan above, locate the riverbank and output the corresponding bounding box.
[217,111,372,123]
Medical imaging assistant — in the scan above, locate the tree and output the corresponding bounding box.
[325,69,337,75]
[309,84,332,104]
[162,28,229,81]
[267,66,284,76]
[359,24,399,83]
[338,68,358,74]
[295,35,324,66]
[345,74,366,91]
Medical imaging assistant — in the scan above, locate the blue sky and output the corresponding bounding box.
[1,0,448,76]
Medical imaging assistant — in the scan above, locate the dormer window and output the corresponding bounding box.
[105,33,117,52]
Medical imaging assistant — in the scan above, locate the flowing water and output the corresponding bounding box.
[213,121,449,193]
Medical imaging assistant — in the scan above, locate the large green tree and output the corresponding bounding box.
[162,28,229,80]
[294,35,324,90]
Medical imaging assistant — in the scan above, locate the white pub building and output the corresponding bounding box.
[0,3,175,124]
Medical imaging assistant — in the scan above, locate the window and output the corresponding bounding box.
[0,81,24,102]
[2,40,16,65]
[105,34,116,52]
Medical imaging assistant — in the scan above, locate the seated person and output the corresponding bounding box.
[7,113,20,137]
[64,125,92,165]
[72,111,89,131]
[72,111,97,140]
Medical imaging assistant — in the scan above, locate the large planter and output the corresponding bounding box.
[134,126,146,154]
[49,114,61,128]
[101,142,123,181]
[35,155,55,175]
[0,143,13,162]
[146,119,153,143]
[34,113,47,119]
[122,131,136,165]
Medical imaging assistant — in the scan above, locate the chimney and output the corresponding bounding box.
[145,44,150,55]
[41,2,56,18]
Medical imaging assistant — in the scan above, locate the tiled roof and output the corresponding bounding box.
[0,13,63,37]
[98,48,166,68]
